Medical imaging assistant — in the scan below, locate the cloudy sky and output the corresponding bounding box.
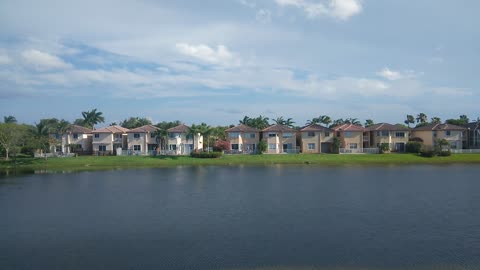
[0,0,478,126]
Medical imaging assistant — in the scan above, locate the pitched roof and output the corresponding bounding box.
[300,124,332,132]
[413,123,466,131]
[366,123,409,132]
[262,124,297,133]
[67,125,92,134]
[93,125,130,134]
[225,124,260,133]
[464,121,480,130]
[167,124,190,133]
[126,125,159,133]
[331,123,365,132]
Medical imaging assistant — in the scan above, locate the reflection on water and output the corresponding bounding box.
[1,165,480,270]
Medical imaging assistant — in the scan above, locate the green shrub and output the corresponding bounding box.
[438,150,451,157]
[257,141,267,155]
[420,149,435,157]
[190,152,223,158]
[379,143,390,154]
[406,141,422,153]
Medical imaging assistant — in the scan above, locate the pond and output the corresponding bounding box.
[1,165,480,269]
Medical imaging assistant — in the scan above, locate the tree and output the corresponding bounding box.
[273,116,295,128]
[416,113,428,124]
[332,137,342,154]
[73,118,87,127]
[257,140,267,154]
[345,118,361,126]
[446,115,470,126]
[431,117,441,124]
[404,115,415,127]
[198,123,212,152]
[330,119,345,128]
[318,115,332,127]
[154,120,181,152]
[306,117,320,125]
[239,116,251,125]
[273,116,286,125]
[364,119,374,127]
[0,123,27,160]
[81,109,105,130]
[120,117,152,129]
[3,116,17,124]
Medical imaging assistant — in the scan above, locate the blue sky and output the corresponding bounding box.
[0,0,478,126]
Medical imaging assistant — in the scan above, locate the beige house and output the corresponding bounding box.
[300,124,333,153]
[126,125,160,155]
[49,125,93,154]
[411,123,466,149]
[92,125,129,155]
[332,124,365,153]
[225,124,260,153]
[262,124,298,154]
[366,123,410,152]
[167,124,203,155]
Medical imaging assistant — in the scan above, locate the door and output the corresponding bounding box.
[395,143,405,152]
[321,143,331,153]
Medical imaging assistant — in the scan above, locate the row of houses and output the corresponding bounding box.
[51,121,480,155]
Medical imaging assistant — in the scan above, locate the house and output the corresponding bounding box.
[299,124,333,153]
[332,124,365,153]
[126,125,160,155]
[167,124,203,155]
[92,125,129,155]
[411,123,466,149]
[225,124,260,154]
[366,123,410,152]
[464,121,480,149]
[49,125,93,154]
[262,124,298,154]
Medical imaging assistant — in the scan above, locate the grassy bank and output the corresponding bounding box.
[1,153,480,172]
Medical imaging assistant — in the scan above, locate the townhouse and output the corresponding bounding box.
[365,123,410,152]
[262,124,298,154]
[225,124,260,153]
[331,124,366,153]
[92,125,129,155]
[126,125,160,155]
[411,123,466,150]
[49,125,93,154]
[167,124,203,155]
[299,124,334,153]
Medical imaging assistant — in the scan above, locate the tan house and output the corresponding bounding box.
[411,123,466,149]
[49,125,93,154]
[126,125,160,155]
[299,124,333,153]
[92,125,129,155]
[262,124,298,154]
[332,124,365,153]
[225,124,260,153]
[167,124,203,155]
[366,123,410,152]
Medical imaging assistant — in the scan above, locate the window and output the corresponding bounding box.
[269,143,276,149]
[231,144,239,150]
[133,145,141,151]
[344,132,352,138]
[377,131,389,137]
[433,132,437,138]
[150,133,156,138]
[325,131,330,137]
[229,132,240,138]
[247,133,256,138]
[134,133,140,139]
[115,134,122,139]
[73,133,78,139]
[307,132,315,137]
[268,133,277,137]
[450,142,457,149]
[94,133,99,138]
[55,134,60,139]
[186,134,193,140]
[336,131,340,137]
[446,131,451,136]
[350,143,358,149]
[395,132,405,138]
[308,143,315,150]
[283,133,293,138]
[169,133,180,139]
[169,144,177,151]
[98,145,106,151]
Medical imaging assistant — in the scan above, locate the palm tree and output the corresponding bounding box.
[364,119,374,127]
[273,116,286,125]
[404,115,415,127]
[459,115,469,125]
[306,117,320,125]
[251,115,270,130]
[284,118,295,128]
[318,115,332,127]
[431,117,441,124]
[345,118,361,126]
[198,123,212,152]
[330,118,345,128]
[239,116,251,125]
[81,109,105,130]
[3,116,17,124]
[416,113,428,124]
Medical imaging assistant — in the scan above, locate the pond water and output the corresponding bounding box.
[1,165,480,270]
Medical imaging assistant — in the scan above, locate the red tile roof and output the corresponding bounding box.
[126,125,159,133]
[167,124,190,133]
[300,124,332,132]
[93,125,130,134]
[331,123,364,132]
[413,123,466,131]
[262,124,297,133]
[366,123,409,131]
[225,124,260,133]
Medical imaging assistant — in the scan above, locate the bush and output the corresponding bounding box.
[379,143,390,154]
[213,140,230,152]
[190,152,223,158]
[406,142,422,153]
[420,149,435,157]
[438,150,451,157]
[256,141,267,155]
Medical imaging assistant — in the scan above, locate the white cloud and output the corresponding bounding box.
[238,0,256,8]
[0,51,12,65]
[21,49,72,70]
[376,68,403,80]
[175,43,239,65]
[256,9,272,23]
[274,0,362,20]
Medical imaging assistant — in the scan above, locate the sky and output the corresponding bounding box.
[0,0,479,127]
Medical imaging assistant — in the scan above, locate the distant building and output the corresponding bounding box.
[299,124,333,153]
[411,123,466,149]
[167,124,203,155]
[92,125,129,155]
[126,125,160,155]
[225,124,260,154]
[262,124,298,154]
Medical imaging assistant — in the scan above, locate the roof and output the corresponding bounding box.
[300,124,332,132]
[331,123,365,132]
[67,125,92,134]
[167,124,190,133]
[464,121,480,130]
[262,124,297,133]
[92,125,130,134]
[225,124,260,133]
[366,123,409,132]
[413,123,466,131]
[126,125,159,133]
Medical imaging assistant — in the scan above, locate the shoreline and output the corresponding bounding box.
[1,154,480,173]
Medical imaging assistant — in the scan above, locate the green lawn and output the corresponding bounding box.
[1,153,480,172]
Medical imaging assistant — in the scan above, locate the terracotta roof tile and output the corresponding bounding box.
[126,125,159,133]
[413,123,466,131]
[331,124,365,132]
[225,124,260,133]
[300,124,332,132]
[262,124,297,133]
[167,124,190,133]
[366,123,409,131]
[93,125,130,134]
